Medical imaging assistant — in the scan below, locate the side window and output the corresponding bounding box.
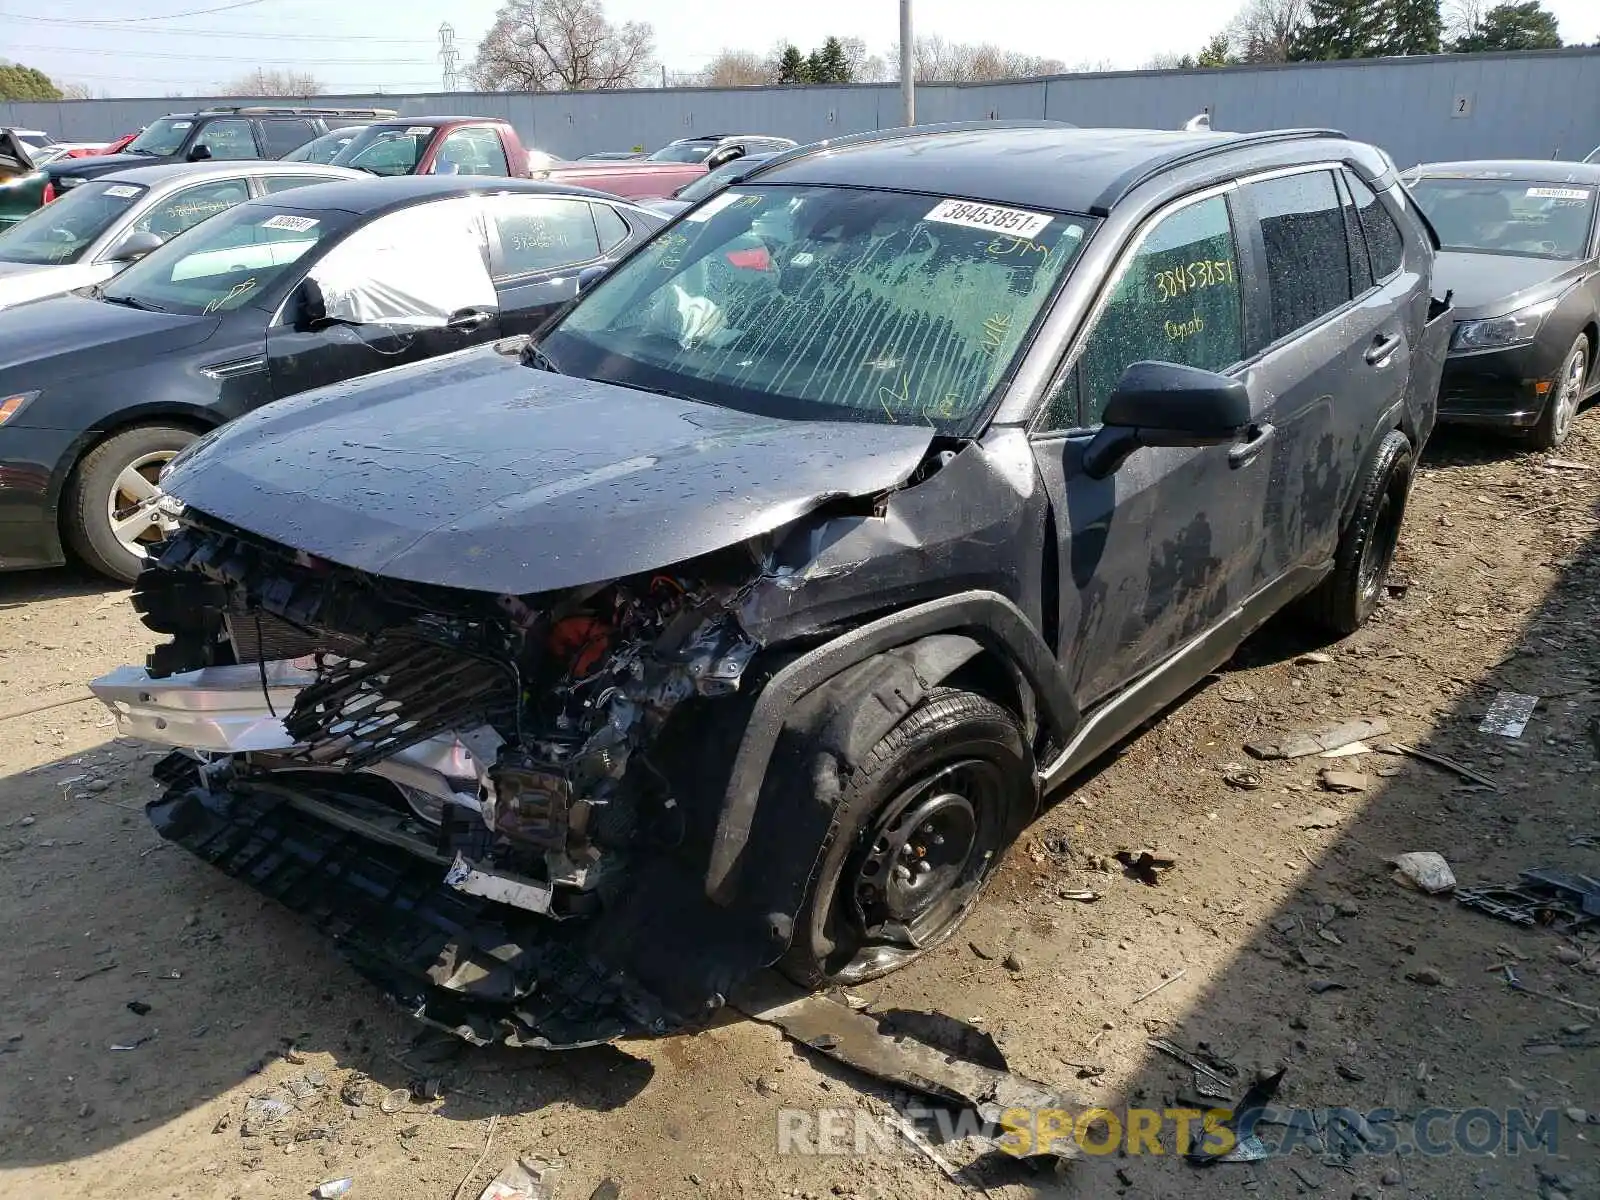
[194,119,256,160]
[489,196,602,277]
[257,119,317,158]
[134,178,252,238]
[1337,173,1373,296]
[1345,172,1404,280]
[436,127,509,176]
[1247,170,1352,342]
[592,203,630,252]
[1047,194,1244,429]
[260,174,338,195]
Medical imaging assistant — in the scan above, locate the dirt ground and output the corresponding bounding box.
[2,421,1598,1200]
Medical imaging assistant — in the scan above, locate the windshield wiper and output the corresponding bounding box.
[606,378,698,403]
[523,343,562,373]
[99,293,167,312]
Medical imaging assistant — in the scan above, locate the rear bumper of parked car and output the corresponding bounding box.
[0,425,73,570]
[1437,344,1557,430]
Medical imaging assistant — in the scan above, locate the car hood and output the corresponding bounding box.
[163,348,939,595]
[0,260,119,310]
[1433,250,1582,320]
[50,153,158,178]
[0,293,218,378]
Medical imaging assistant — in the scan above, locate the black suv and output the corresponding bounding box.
[45,106,394,193]
[101,123,1451,1049]
[645,132,797,167]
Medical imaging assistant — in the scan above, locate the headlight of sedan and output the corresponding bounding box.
[1450,297,1559,352]
[0,391,40,427]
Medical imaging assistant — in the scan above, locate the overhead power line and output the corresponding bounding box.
[5,40,433,64]
[0,13,431,41]
[0,0,274,22]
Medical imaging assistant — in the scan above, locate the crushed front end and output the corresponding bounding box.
[97,512,813,1048]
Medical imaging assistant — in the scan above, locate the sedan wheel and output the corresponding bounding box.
[1531,337,1590,450]
[63,424,196,583]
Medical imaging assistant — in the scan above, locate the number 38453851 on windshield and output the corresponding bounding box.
[1155,258,1235,302]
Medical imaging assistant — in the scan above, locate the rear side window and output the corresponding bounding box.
[257,119,317,158]
[488,196,602,276]
[592,203,630,252]
[1247,171,1352,342]
[1048,194,1244,428]
[1345,172,1404,280]
[194,118,257,160]
[259,174,338,195]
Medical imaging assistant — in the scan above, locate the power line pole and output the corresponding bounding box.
[899,0,914,127]
[438,22,460,91]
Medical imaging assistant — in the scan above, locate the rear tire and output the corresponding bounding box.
[62,424,196,583]
[1302,429,1414,636]
[1528,335,1589,450]
[778,687,1035,989]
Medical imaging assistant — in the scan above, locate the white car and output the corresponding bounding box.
[0,159,363,310]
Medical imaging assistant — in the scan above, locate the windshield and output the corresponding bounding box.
[1408,177,1596,260]
[647,141,712,164]
[545,185,1092,432]
[125,118,194,157]
[329,126,429,176]
[675,158,765,205]
[103,202,349,315]
[286,128,359,164]
[0,179,145,265]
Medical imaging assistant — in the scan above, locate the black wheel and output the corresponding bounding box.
[62,424,196,583]
[779,688,1035,989]
[1302,429,1414,636]
[1529,335,1589,450]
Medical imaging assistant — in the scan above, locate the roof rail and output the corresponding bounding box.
[1088,126,1347,214]
[738,119,1075,183]
[196,106,397,118]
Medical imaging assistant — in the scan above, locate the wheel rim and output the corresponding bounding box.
[106,451,179,560]
[1358,477,1405,603]
[1552,345,1587,443]
[828,758,1007,981]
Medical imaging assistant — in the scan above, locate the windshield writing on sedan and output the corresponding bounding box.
[102,203,343,315]
[0,179,145,265]
[545,185,1090,432]
[125,118,193,157]
[1408,177,1596,260]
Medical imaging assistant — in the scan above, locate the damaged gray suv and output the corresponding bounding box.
[95,123,1452,1048]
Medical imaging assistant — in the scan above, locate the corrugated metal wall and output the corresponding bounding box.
[4,48,1598,167]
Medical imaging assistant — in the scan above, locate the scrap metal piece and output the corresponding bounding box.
[1246,718,1390,761]
[444,854,554,915]
[1187,1069,1286,1167]
[1480,691,1539,738]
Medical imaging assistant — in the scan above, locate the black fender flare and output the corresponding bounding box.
[706,590,1079,904]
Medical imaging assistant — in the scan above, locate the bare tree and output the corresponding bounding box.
[1228,0,1308,62]
[697,49,770,87]
[470,0,654,92]
[890,35,1064,82]
[59,81,94,100]
[1444,0,1486,42]
[838,36,890,82]
[223,68,324,96]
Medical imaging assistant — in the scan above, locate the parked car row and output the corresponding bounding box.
[0,116,1592,1054]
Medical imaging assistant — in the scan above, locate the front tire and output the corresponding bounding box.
[62,424,195,583]
[779,688,1035,989]
[1302,429,1414,636]
[1529,335,1589,450]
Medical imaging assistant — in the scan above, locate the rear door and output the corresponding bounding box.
[264,196,501,399]
[483,194,628,335]
[255,118,319,160]
[126,176,253,242]
[1234,166,1412,581]
[1030,186,1274,705]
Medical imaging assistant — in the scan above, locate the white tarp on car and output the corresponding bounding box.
[309,198,496,327]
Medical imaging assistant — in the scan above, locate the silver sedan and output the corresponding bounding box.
[0,159,364,310]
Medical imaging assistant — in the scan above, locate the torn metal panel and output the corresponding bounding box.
[445,854,554,915]
[157,356,938,595]
[91,660,312,751]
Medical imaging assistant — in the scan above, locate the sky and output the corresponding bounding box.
[0,0,1595,97]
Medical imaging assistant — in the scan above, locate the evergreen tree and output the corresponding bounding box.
[1380,0,1443,54]
[1451,0,1562,50]
[814,36,852,82]
[1196,32,1236,66]
[1290,0,1385,59]
[804,49,824,82]
[776,44,809,84]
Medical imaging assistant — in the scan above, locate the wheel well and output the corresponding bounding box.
[943,651,1032,739]
[1582,322,1598,374]
[55,411,218,533]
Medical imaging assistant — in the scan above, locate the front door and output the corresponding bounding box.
[265,196,502,399]
[1030,188,1274,707]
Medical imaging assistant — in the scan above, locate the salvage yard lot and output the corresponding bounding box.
[3,424,1599,1200]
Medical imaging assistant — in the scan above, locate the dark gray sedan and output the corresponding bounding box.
[1407,160,1600,448]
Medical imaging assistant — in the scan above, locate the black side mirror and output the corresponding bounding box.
[1082,361,1252,479]
[575,264,608,294]
[296,277,328,329]
[110,230,165,262]
[187,143,213,162]
[705,145,743,170]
